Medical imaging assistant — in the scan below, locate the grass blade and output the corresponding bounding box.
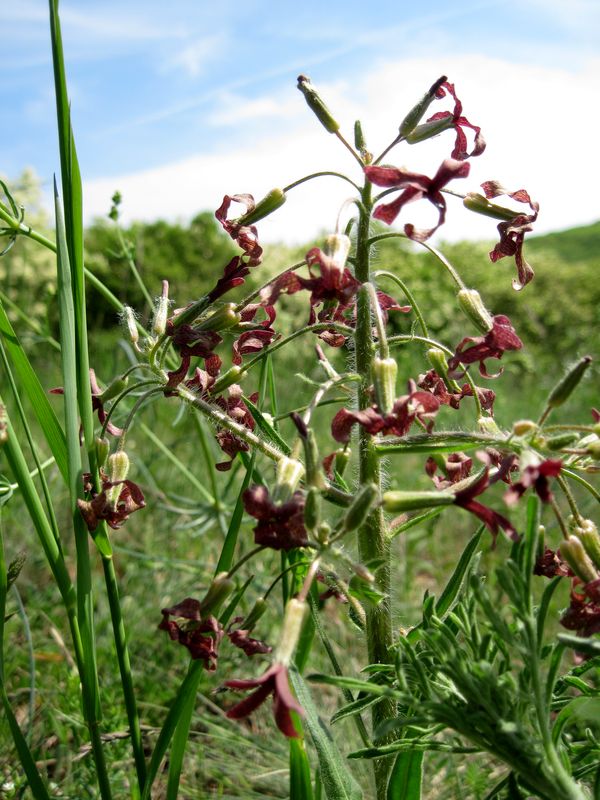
[290,737,315,800]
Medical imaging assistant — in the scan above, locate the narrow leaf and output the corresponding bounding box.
[386,750,423,800]
[290,737,315,800]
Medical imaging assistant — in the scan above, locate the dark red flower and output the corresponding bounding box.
[447,315,522,379]
[225,662,303,738]
[417,369,496,414]
[426,452,473,489]
[243,485,308,550]
[534,547,572,579]
[561,582,600,641]
[214,386,258,471]
[232,304,277,365]
[164,326,222,391]
[331,383,440,444]
[77,470,145,531]
[215,194,263,266]
[504,459,562,506]
[480,181,539,291]
[424,80,486,161]
[227,620,272,657]
[453,468,518,545]
[364,158,470,241]
[159,597,223,670]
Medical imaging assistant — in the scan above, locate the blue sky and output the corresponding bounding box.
[2,0,599,243]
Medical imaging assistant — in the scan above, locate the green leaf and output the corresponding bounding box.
[386,750,423,800]
[0,300,68,482]
[243,394,291,455]
[290,737,315,800]
[435,526,483,618]
[308,673,395,700]
[552,696,600,746]
[557,634,600,658]
[290,670,363,800]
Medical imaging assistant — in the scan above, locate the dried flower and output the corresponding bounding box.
[243,485,308,550]
[215,194,263,265]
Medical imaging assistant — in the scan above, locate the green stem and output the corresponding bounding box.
[283,171,360,194]
[354,178,394,799]
[374,270,429,338]
[102,555,147,793]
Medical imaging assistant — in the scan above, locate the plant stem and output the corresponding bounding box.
[353,178,394,799]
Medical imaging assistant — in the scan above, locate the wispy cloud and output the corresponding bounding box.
[161,33,229,78]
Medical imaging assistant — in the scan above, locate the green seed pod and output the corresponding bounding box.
[545,432,579,451]
[272,457,305,503]
[95,436,110,468]
[399,75,447,138]
[195,303,242,332]
[426,347,450,381]
[304,486,322,532]
[546,356,592,409]
[560,535,598,584]
[122,306,139,347]
[586,440,600,460]
[210,366,242,394]
[383,490,454,513]
[372,357,397,416]
[405,114,454,144]
[297,75,340,133]
[152,280,170,336]
[100,376,129,403]
[457,289,494,334]
[106,451,130,510]
[462,192,517,221]
[202,572,235,616]
[576,520,600,571]
[342,483,379,532]
[241,597,268,630]
[236,188,286,227]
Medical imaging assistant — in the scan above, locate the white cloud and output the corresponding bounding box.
[163,34,228,78]
[83,54,600,246]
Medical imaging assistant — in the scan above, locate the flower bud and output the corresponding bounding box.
[297,75,339,133]
[236,188,286,227]
[575,519,600,571]
[405,114,454,144]
[195,303,241,332]
[399,75,447,138]
[95,436,110,468]
[586,440,600,460]
[354,120,370,160]
[122,306,139,347]
[546,356,592,409]
[324,233,351,272]
[106,451,130,510]
[202,572,235,616]
[426,348,451,382]
[275,597,307,665]
[512,420,538,436]
[371,356,397,416]
[383,490,454,512]
[272,458,305,503]
[463,192,517,221]
[241,597,268,630]
[100,376,129,403]
[457,289,494,334]
[545,433,579,451]
[151,280,170,336]
[211,366,243,395]
[342,483,379,533]
[317,522,331,544]
[478,416,503,436]
[559,535,599,584]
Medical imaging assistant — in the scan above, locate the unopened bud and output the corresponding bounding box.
[211,366,242,394]
[297,75,340,133]
[324,233,351,272]
[545,433,579,451]
[575,520,600,571]
[354,120,369,160]
[463,192,517,221]
[123,306,139,347]
[512,420,538,436]
[406,114,454,144]
[95,437,110,468]
[330,448,350,478]
[372,357,397,415]
[236,188,286,227]
[426,348,450,382]
[152,280,170,336]
[478,416,503,436]
[383,490,454,513]
[195,303,241,332]
[342,483,379,533]
[275,597,307,665]
[106,451,130,510]
[242,597,268,630]
[317,522,331,544]
[457,289,494,333]
[560,535,599,584]
[100,376,129,403]
[7,551,26,590]
[586,440,600,460]
[202,572,234,616]
[399,75,447,138]
[547,356,592,410]
[273,458,305,503]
